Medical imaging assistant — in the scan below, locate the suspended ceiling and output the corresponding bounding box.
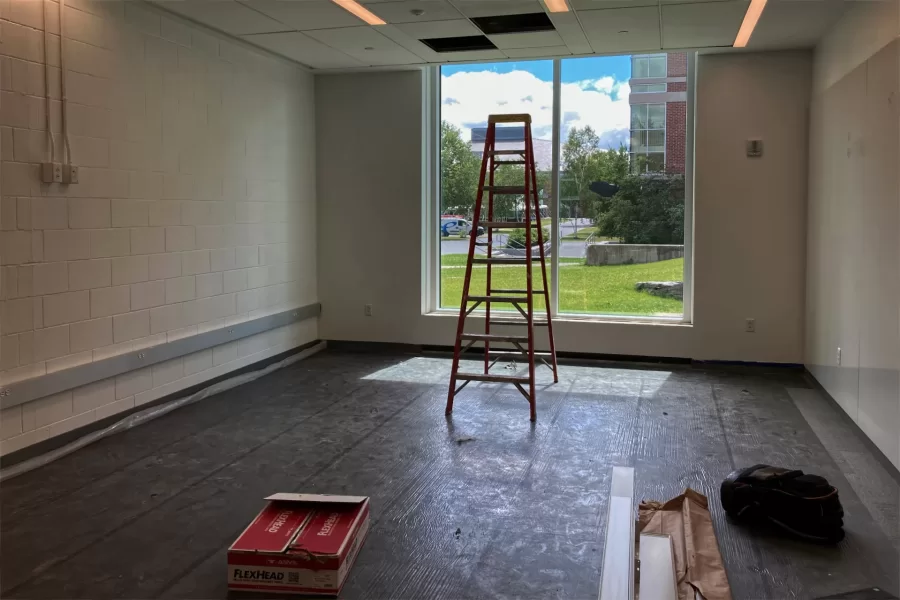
[150,0,853,70]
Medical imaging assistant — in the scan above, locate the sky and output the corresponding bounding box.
[441,55,632,149]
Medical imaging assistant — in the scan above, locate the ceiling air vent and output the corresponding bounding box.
[470,12,555,35]
[420,35,498,53]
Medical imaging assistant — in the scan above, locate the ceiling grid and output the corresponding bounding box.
[149,0,851,70]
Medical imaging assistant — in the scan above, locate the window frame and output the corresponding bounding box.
[427,53,695,324]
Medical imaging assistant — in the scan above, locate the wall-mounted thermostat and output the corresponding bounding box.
[746,140,763,157]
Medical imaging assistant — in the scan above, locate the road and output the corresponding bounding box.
[442,238,586,258]
[440,218,594,259]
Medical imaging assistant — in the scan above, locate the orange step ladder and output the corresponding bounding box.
[446,114,559,421]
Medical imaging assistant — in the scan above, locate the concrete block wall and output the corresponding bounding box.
[0,0,318,455]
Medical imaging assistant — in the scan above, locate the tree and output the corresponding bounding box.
[561,126,630,237]
[595,173,685,244]
[440,121,480,215]
[561,125,600,210]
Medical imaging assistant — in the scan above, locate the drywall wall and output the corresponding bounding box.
[806,8,900,468]
[812,0,900,93]
[0,1,318,455]
[317,50,811,363]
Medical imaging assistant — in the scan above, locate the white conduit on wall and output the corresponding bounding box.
[0,342,326,482]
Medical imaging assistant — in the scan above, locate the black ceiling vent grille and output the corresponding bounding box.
[420,35,497,53]
[470,12,555,35]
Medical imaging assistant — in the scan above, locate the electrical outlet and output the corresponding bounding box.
[745,318,755,333]
[837,347,841,366]
[41,162,63,183]
[364,304,373,317]
[63,164,79,184]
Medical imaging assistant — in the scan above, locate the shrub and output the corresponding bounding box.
[506,227,550,248]
[594,173,685,244]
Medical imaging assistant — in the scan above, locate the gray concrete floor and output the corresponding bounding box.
[1,349,898,599]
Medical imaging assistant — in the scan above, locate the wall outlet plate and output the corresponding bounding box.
[41,162,63,183]
[745,318,755,333]
[63,164,79,184]
[364,304,373,317]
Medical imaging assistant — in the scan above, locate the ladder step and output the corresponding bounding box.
[479,221,538,228]
[488,149,525,156]
[460,333,529,343]
[482,186,527,194]
[472,257,527,265]
[490,289,546,294]
[488,113,531,124]
[485,348,551,355]
[455,372,531,384]
[466,295,529,303]
[494,160,527,166]
[490,319,549,327]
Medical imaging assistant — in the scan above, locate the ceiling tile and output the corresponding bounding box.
[437,48,507,62]
[659,0,733,4]
[154,0,289,35]
[394,18,481,38]
[546,11,591,54]
[241,31,366,67]
[376,23,441,60]
[661,1,747,48]
[238,0,364,30]
[577,6,661,53]
[570,0,657,8]
[452,0,544,18]
[362,0,463,23]
[305,25,424,64]
[503,45,572,58]
[489,30,564,49]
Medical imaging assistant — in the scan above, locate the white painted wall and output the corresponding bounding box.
[0,1,318,455]
[317,51,811,364]
[806,3,900,469]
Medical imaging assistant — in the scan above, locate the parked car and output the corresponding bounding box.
[441,218,484,238]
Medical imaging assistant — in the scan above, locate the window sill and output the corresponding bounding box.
[424,310,692,327]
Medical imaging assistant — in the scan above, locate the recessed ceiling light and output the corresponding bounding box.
[543,0,569,13]
[331,0,386,25]
[733,0,767,47]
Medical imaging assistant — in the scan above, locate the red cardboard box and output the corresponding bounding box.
[228,493,370,595]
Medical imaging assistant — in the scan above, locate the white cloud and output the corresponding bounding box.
[441,70,631,149]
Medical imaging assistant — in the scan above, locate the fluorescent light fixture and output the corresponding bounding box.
[331,0,386,25]
[733,0,767,47]
[543,0,569,13]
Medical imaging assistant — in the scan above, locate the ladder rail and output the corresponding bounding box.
[446,123,494,415]
[529,128,559,384]
[485,139,495,376]
[524,122,537,421]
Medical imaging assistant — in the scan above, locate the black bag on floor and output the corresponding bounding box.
[720,464,845,543]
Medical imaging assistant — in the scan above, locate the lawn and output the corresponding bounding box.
[440,255,684,316]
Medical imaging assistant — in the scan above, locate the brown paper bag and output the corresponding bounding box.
[638,489,733,600]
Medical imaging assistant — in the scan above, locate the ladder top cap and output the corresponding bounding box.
[488,113,532,124]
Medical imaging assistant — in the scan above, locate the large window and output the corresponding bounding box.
[632,55,667,78]
[436,53,691,321]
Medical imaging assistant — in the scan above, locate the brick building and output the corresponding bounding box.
[628,52,687,174]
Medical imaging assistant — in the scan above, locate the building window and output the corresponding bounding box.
[632,55,667,78]
[435,52,692,321]
[631,83,667,93]
[630,103,666,173]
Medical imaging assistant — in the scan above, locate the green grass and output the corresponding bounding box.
[440,255,684,316]
[561,226,598,240]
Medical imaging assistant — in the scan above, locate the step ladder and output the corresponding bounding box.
[446,113,559,421]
